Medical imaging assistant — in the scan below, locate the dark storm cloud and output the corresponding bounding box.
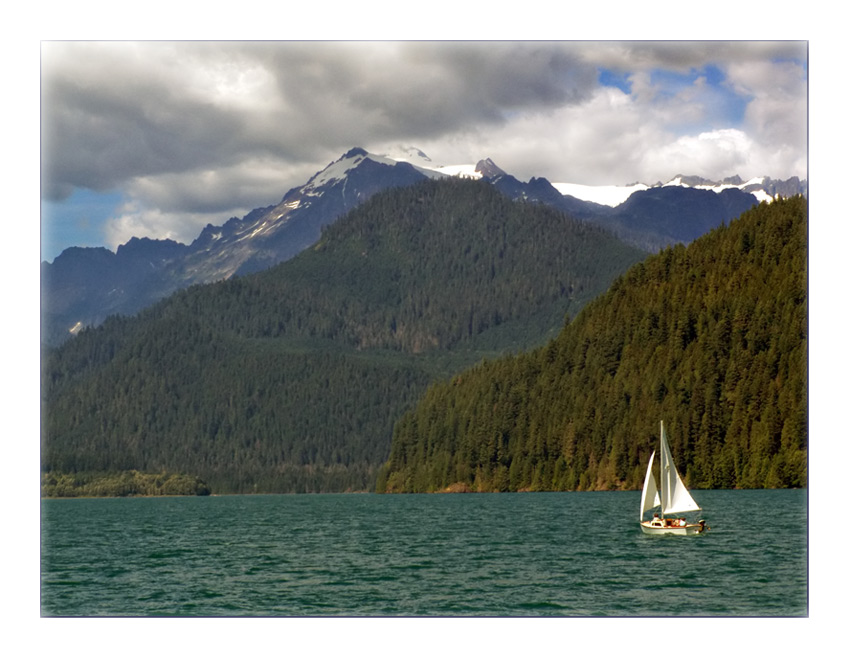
[586,40,808,72]
[251,41,597,141]
[42,45,250,201]
[41,41,600,204]
[334,42,598,131]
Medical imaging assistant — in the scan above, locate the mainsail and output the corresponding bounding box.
[640,449,660,518]
[658,421,700,515]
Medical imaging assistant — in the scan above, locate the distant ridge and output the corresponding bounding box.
[41,146,806,345]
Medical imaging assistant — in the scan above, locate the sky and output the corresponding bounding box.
[40,40,808,261]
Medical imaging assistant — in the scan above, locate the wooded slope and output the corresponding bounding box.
[378,196,807,493]
[43,178,645,493]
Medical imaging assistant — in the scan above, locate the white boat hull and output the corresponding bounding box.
[640,520,706,536]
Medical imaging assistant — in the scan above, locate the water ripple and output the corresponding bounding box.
[41,490,807,616]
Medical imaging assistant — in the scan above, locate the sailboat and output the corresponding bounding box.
[639,421,708,535]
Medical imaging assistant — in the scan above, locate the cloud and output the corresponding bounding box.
[583,40,806,75]
[41,41,808,254]
[644,129,756,181]
[41,42,601,199]
[41,43,250,200]
[727,59,808,164]
[104,198,248,250]
[103,157,320,249]
[125,157,312,215]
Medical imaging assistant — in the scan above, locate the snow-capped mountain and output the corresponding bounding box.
[42,146,807,345]
[378,146,487,180]
[545,174,807,213]
[379,147,805,207]
[181,147,431,280]
[380,150,803,248]
[650,174,805,204]
[42,148,433,343]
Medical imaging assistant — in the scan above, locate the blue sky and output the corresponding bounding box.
[598,68,632,94]
[41,189,125,259]
[40,41,808,261]
[598,63,750,133]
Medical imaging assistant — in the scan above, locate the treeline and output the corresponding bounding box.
[377,196,807,493]
[43,178,645,493]
[41,470,211,497]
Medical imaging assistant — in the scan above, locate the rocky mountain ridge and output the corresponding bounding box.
[41,147,806,345]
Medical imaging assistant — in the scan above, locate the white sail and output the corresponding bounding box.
[640,449,661,519]
[659,421,700,515]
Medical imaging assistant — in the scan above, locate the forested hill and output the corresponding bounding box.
[377,195,807,493]
[42,178,646,494]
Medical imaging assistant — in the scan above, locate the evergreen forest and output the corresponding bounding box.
[42,178,646,494]
[377,196,807,493]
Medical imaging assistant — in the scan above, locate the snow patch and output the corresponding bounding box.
[247,223,271,239]
[749,190,773,203]
[551,182,648,207]
[429,164,481,179]
[378,145,434,169]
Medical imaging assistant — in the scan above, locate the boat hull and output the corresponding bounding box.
[640,520,706,536]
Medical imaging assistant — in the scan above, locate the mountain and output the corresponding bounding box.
[550,173,808,207]
[41,239,191,341]
[42,177,647,494]
[594,185,764,250]
[377,195,807,494]
[41,146,807,344]
[476,169,803,251]
[41,148,434,344]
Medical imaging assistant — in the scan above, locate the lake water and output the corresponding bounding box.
[41,489,806,617]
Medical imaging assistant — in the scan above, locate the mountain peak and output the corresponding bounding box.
[475,158,507,179]
[381,145,431,162]
[343,147,369,159]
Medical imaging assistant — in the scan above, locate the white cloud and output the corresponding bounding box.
[125,157,315,215]
[104,199,247,251]
[101,157,325,248]
[727,59,808,163]
[643,129,756,180]
[450,83,732,186]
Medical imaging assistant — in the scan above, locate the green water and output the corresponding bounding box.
[41,489,806,616]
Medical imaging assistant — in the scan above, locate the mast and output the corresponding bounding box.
[659,420,665,519]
